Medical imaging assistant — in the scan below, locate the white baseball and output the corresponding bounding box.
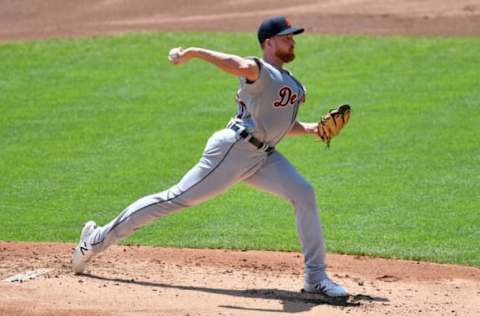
[168,47,181,63]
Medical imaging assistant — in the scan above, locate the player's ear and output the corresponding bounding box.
[264,38,274,50]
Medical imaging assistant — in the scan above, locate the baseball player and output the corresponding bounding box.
[73,16,349,298]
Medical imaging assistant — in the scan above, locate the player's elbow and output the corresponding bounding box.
[238,60,259,82]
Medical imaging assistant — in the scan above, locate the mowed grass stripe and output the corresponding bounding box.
[0,32,479,265]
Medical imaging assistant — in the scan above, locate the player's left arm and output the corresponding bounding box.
[168,47,259,82]
[288,121,318,137]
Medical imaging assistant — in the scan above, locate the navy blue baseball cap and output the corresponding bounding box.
[257,16,304,44]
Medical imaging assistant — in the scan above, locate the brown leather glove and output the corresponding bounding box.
[317,104,351,147]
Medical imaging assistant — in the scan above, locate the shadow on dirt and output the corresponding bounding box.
[82,273,388,313]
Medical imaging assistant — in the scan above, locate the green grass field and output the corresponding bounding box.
[1,32,479,266]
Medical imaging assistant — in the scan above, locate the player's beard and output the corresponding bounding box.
[275,49,295,63]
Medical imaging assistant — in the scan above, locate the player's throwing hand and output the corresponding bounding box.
[168,47,189,65]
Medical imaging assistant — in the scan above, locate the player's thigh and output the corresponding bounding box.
[243,151,314,202]
[172,130,262,205]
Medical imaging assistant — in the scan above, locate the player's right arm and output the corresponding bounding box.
[168,47,259,82]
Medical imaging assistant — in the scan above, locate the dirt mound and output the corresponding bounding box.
[1,242,479,315]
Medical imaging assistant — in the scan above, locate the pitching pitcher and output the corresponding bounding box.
[73,16,351,298]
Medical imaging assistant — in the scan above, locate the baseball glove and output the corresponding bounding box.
[317,104,351,147]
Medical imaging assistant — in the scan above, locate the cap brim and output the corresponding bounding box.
[277,27,304,36]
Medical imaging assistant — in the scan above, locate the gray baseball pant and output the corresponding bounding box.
[88,128,327,285]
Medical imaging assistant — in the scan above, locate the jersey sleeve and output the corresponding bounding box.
[301,84,307,103]
[239,57,269,95]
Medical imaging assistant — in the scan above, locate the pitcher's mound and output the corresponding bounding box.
[1,242,479,315]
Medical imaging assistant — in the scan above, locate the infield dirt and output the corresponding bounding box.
[1,0,480,42]
[1,0,480,315]
[1,242,480,316]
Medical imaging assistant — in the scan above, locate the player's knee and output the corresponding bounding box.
[291,181,317,209]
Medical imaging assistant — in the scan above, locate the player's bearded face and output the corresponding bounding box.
[273,35,295,63]
[275,48,295,63]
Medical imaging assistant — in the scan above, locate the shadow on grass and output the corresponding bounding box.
[82,273,388,314]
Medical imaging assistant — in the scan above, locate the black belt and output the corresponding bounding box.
[229,124,275,153]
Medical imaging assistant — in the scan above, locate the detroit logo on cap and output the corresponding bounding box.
[285,17,292,27]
